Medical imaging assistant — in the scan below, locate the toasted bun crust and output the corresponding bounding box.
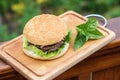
[23,14,68,45]
[23,43,69,60]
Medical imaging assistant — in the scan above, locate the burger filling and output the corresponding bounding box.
[23,31,71,58]
[28,39,65,52]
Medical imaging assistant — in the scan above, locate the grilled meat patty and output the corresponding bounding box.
[28,39,65,52]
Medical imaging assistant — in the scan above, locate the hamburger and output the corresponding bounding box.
[22,14,71,60]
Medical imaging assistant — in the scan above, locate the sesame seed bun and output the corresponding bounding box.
[23,14,68,45]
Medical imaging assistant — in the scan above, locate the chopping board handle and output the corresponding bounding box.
[85,14,107,27]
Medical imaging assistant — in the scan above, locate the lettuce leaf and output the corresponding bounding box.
[65,30,72,43]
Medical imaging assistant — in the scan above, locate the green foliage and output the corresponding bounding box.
[104,6,120,18]
[0,24,18,41]
[0,0,40,41]
[0,0,120,41]
[40,0,120,16]
[0,0,19,15]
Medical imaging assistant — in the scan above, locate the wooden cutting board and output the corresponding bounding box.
[0,11,115,80]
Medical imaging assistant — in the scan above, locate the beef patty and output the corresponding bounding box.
[28,39,65,52]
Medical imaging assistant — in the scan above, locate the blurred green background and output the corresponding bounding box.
[0,0,120,41]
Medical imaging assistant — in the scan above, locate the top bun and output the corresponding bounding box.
[23,14,68,45]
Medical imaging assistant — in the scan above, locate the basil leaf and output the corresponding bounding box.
[76,24,86,35]
[65,30,72,43]
[74,18,104,50]
[86,28,104,39]
[74,32,88,50]
[86,18,98,29]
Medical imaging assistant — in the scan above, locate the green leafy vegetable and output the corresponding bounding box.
[74,18,104,50]
[86,18,98,28]
[22,36,28,47]
[86,28,104,39]
[65,30,72,43]
[74,32,88,50]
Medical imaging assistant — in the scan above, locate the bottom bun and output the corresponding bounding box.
[23,43,69,60]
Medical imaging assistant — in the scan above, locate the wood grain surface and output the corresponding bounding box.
[0,10,116,79]
[93,66,120,80]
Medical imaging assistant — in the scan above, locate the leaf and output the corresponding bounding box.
[65,30,72,43]
[86,18,98,28]
[86,28,104,39]
[76,24,86,35]
[74,32,88,50]
[76,18,104,39]
[74,18,104,50]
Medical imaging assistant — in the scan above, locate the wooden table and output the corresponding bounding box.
[0,17,120,80]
